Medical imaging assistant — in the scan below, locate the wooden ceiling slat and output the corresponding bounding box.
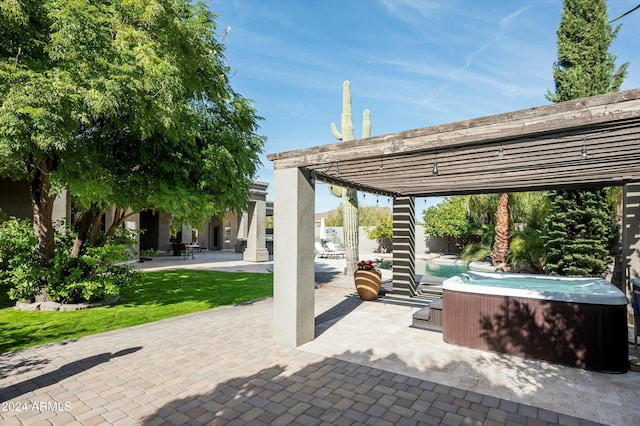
[268,91,640,168]
[270,89,640,197]
[323,126,640,177]
[330,142,640,180]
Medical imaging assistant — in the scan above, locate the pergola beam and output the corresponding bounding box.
[268,89,640,181]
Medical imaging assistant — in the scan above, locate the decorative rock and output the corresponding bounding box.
[15,301,40,311]
[58,304,81,311]
[40,301,62,311]
[14,295,119,311]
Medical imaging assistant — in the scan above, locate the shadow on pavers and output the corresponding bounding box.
[315,296,363,337]
[140,349,605,425]
[0,346,142,401]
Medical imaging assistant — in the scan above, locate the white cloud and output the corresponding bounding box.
[378,0,444,20]
[417,3,539,104]
[501,5,531,27]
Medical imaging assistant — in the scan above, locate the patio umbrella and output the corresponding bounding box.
[319,217,326,243]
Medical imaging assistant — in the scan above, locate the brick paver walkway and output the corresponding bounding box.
[0,287,620,425]
[1,252,638,425]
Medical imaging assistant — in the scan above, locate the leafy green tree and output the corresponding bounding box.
[0,0,264,300]
[366,214,393,253]
[324,204,390,227]
[543,0,626,277]
[359,205,391,226]
[324,207,342,227]
[422,196,476,245]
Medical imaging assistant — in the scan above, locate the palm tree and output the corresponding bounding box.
[492,193,510,268]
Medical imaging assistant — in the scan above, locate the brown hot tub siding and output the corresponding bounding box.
[442,290,628,373]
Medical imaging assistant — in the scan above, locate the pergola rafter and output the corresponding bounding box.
[268,89,640,197]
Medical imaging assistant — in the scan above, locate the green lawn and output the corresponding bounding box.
[0,270,273,354]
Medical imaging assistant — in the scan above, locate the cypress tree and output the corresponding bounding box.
[543,190,612,276]
[543,0,627,277]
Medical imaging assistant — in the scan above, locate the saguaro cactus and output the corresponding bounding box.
[330,81,371,276]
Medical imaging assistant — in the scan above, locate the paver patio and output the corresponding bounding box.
[1,252,638,425]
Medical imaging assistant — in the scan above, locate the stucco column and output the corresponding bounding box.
[52,190,70,232]
[181,225,192,243]
[273,168,315,347]
[238,211,249,240]
[243,200,269,262]
[392,196,417,297]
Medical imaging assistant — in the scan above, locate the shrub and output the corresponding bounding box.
[366,215,393,253]
[0,217,138,303]
[460,242,491,262]
[509,227,545,273]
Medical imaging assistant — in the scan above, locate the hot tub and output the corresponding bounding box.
[442,271,628,373]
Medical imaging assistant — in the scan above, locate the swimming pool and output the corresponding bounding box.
[420,260,469,278]
[377,258,469,278]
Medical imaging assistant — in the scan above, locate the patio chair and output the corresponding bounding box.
[325,242,346,258]
[177,243,187,259]
[184,244,196,260]
[315,242,328,258]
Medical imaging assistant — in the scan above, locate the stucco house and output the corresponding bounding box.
[0,178,272,260]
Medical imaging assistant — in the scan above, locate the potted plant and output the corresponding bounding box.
[354,260,382,301]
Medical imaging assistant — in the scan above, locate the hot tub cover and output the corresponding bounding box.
[443,271,627,305]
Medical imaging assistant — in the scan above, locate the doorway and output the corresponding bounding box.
[209,223,221,250]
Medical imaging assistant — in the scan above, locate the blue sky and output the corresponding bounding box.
[212,0,640,215]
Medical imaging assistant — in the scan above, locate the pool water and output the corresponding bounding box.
[453,271,623,296]
[421,260,469,278]
[376,259,469,278]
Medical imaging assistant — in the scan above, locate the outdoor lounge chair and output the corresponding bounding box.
[325,242,346,258]
[315,242,328,258]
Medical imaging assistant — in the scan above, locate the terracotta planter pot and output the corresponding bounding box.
[354,269,382,301]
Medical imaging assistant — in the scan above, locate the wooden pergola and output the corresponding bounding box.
[267,88,640,347]
[269,89,640,197]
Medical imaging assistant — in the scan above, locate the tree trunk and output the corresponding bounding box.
[88,209,104,247]
[72,212,91,258]
[492,192,510,267]
[72,206,102,257]
[101,207,135,246]
[342,187,359,276]
[28,160,56,302]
